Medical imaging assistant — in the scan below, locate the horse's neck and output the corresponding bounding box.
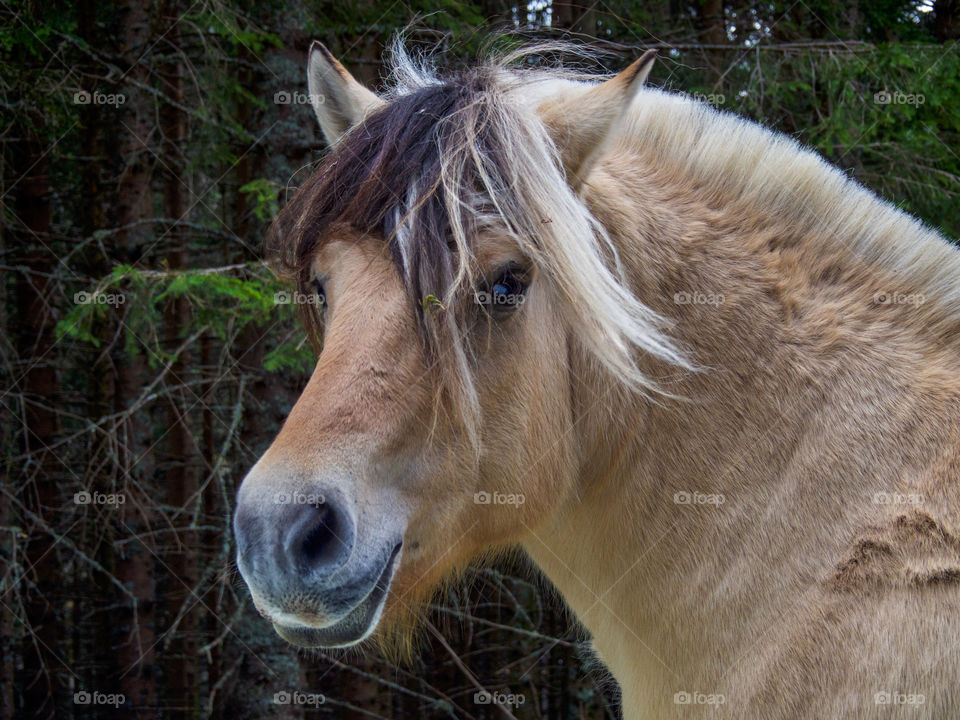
[523,149,960,714]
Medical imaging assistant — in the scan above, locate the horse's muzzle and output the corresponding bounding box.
[233,486,403,648]
[273,541,401,648]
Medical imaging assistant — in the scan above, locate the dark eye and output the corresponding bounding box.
[312,277,327,309]
[476,268,528,315]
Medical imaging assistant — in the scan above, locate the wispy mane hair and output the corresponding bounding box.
[268,42,691,443]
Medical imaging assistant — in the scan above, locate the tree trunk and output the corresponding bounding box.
[15,132,61,720]
[0,130,14,720]
[156,3,199,714]
[933,0,960,40]
[110,0,159,715]
[698,0,726,87]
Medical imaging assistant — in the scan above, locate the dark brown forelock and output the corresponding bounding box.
[267,69,504,354]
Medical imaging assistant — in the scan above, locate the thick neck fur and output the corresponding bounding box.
[522,132,960,718]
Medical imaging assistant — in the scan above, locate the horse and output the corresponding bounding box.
[233,39,960,719]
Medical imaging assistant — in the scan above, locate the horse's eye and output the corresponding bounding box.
[477,268,528,314]
[312,277,327,308]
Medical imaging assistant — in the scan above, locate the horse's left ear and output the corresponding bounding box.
[307,41,385,146]
[538,50,656,189]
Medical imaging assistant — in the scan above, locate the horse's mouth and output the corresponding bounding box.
[273,542,402,648]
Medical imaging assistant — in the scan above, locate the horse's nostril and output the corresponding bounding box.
[301,503,339,565]
[285,497,353,574]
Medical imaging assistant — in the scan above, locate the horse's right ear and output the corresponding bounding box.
[307,41,384,146]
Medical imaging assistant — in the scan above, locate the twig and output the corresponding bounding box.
[425,619,520,720]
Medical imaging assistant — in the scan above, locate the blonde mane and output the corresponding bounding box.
[616,86,960,316]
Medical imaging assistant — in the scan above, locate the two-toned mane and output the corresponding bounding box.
[236,39,960,719]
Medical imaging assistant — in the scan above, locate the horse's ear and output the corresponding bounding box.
[538,50,656,189]
[307,41,384,146]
